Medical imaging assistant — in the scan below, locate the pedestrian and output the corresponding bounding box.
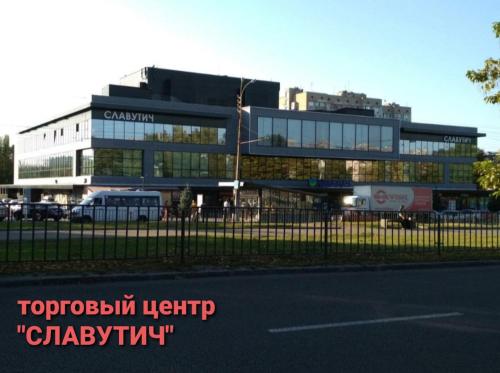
[200,201,206,222]
[398,205,406,221]
[191,199,198,221]
[162,201,169,223]
[223,199,230,221]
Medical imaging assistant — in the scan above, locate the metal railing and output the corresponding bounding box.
[0,203,499,263]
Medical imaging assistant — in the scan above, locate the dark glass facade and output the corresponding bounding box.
[79,149,143,177]
[449,163,474,183]
[399,138,477,157]
[153,151,234,179]
[257,117,393,152]
[241,155,444,184]
[92,119,226,145]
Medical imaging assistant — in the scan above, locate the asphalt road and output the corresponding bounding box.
[2,266,500,372]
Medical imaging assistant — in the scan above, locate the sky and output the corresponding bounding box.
[0,0,499,151]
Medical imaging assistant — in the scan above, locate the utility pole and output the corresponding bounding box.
[233,77,255,208]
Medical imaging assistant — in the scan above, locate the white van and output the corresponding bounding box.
[71,190,163,222]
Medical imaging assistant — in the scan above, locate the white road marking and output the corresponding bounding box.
[268,312,464,333]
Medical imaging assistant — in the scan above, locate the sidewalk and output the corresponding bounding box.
[2,259,500,287]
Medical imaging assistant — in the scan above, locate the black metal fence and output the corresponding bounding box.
[0,203,499,263]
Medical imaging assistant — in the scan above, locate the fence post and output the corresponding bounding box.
[180,210,186,264]
[437,212,441,256]
[324,209,329,260]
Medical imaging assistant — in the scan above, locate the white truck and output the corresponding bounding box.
[343,186,433,212]
[342,185,432,217]
[341,186,433,227]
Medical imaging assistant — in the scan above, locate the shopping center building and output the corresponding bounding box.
[13,67,486,210]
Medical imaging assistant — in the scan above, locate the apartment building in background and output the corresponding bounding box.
[280,88,412,121]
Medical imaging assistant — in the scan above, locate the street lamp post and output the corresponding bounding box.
[233,77,255,209]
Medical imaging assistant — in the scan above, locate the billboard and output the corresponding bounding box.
[368,186,432,211]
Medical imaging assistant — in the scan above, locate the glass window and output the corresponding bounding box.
[173,125,183,143]
[272,118,287,147]
[437,142,443,156]
[409,140,416,155]
[448,142,455,157]
[89,149,143,177]
[114,121,125,140]
[208,154,218,178]
[92,119,104,138]
[103,120,114,139]
[133,122,144,141]
[424,141,431,155]
[399,139,406,154]
[258,117,272,146]
[471,142,478,157]
[343,124,355,150]
[155,123,164,142]
[368,125,381,151]
[356,124,368,151]
[381,127,393,152]
[172,152,182,177]
[163,124,173,142]
[424,141,430,155]
[416,140,422,155]
[329,122,342,149]
[433,141,439,156]
[124,122,135,140]
[225,155,234,179]
[217,128,226,145]
[316,121,329,149]
[217,154,227,178]
[154,152,163,177]
[302,120,316,148]
[200,153,209,177]
[444,142,450,156]
[145,123,155,141]
[208,128,218,144]
[164,151,173,177]
[181,153,191,177]
[191,152,200,177]
[200,127,210,144]
[189,126,200,144]
[182,126,192,143]
[287,119,301,147]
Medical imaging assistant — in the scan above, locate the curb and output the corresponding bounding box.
[2,260,500,287]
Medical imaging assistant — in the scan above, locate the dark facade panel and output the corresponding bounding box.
[143,67,280,108]
[103,84,152,100]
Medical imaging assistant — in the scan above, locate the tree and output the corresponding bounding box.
[466,22,500,104]
[467,22,500,198]
[178,185,193,215]
[0,135,14,184]
[475,154,500,198]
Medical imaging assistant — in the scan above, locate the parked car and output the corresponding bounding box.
[460,209,483,222]
[436,210,483,223]
[13,203,65,221]
[0,202,7,222]
[9,201,22,217]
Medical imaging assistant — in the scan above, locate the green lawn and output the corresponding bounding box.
[1,225,499,262]
[2,218,500,231]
